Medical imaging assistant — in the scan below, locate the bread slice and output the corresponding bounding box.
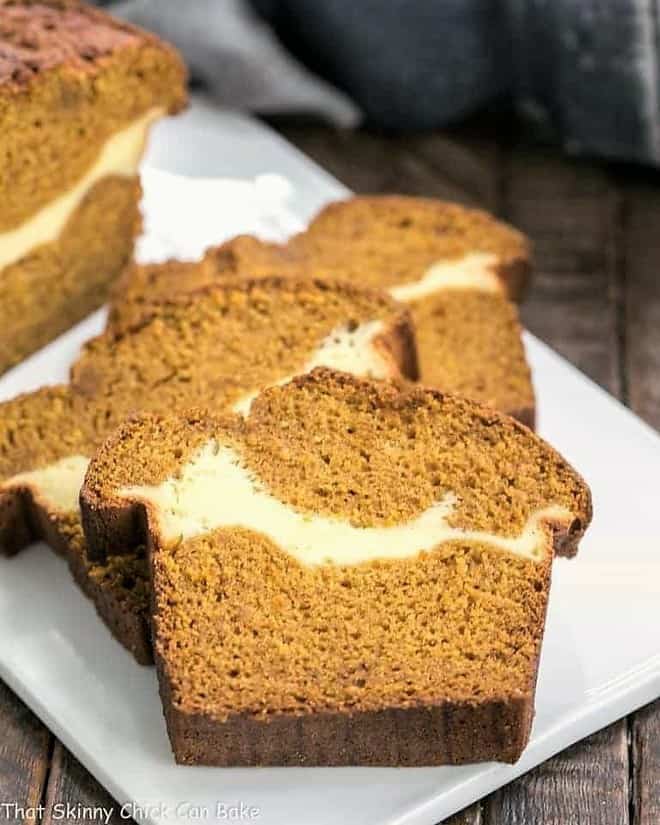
[81,369,591,765]
[109,196,534,425]
[0,279,415,661]
[72,276,416,431]
[0,0,187,374]
[294,195,531,298]
[294,197,534,425]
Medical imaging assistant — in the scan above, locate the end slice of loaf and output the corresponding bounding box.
[81,369,591,765]
[294,195,531,300]
[294,196,535,425]
[0,0,187,374]
[0,279,415,661]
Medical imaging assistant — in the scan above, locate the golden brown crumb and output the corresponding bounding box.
[110,197,534,422]
[80,370,591,765]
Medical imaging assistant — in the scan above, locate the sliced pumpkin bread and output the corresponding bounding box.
[0,279,415,662]
[81,369,591,765]
[110,196,534,424]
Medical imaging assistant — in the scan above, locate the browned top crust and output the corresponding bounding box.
[85,367,591,551]
[0,1,174,90]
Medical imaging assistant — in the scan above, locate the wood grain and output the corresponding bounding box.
[270,117,502,209]
[0,681,51,825]
[484,723,629,825]
[631,701,660,825]
[503,151,622,394]
[622,174,660,429]
[621,172,660,825]
[445,803,483,825]
[41,742,131,825]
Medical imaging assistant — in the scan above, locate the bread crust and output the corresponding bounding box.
[66,543,153,665]
[0,0,188,98]
[108,197,533,422]
[159,675,536,766]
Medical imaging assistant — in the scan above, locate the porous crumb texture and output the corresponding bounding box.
[110,197,534,421]
[411,290,534,426]
[0,385,107,479]
[0,0,187,229]
[83,371,592,764]
[72,276,413,421]
[160,526,550,716]
[0,176,141,373]
[108,235,290,333]
[244,373,586,536]
[291,196,531,298]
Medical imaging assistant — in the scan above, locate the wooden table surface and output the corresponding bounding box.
[1,116,659,824]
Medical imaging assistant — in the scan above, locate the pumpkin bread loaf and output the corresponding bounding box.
[110,196,534,425]
[0,279,416,661]
[0,0,187,374]
[80,370,591,765]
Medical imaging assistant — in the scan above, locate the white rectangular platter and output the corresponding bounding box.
[0,97,658,825]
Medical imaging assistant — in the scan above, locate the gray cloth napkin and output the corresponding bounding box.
[112,0,360,126]
[106,0,660,166]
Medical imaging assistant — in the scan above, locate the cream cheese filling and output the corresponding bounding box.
[121,441,572,566]
[0,107,164,271]
[4,454,90,514]
[389,252,501,302]
[232,320,390,415]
